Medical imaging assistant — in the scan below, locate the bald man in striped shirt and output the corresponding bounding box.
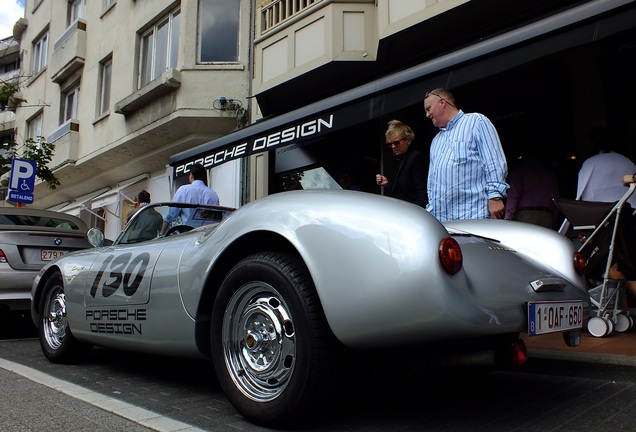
[423,88,508,222]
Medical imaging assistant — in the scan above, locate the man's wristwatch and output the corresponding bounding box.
[490,197,503,201]
[632,173,636,182]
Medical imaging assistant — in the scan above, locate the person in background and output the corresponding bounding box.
[623,173,636,187]
[126,190,147,223]
[608,263,636,312]
[505,156,560,229]
[375,120,428,207]
[126,190,163,242]
[423,88,508,221]
[576,127,636,208]
[601,173,636,311]
[161,163,219,234]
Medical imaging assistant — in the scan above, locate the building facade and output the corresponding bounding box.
[6,0,636,237]
[0,36,20,170]
[174,0,636,205]
[11,0,252,240]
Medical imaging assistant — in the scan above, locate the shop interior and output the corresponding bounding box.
[274,25,636,213]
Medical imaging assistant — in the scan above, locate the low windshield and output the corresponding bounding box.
[117,203,234,244]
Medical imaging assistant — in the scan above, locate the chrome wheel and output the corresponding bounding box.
[222,282,296,402]
[42,288,67,350]
[38,271,91,363]
[212,252,336,426]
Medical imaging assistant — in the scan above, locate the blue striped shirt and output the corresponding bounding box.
[426,111,508,222]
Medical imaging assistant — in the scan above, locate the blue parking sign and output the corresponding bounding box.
[9,158,37,204]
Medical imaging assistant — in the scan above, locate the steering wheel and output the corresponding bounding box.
[164,225,194,237]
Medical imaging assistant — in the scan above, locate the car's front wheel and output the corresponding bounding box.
[38,271,91,363]
[211,252,336,427]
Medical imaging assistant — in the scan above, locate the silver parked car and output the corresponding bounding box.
[31,191,591,426]
[1,207,90,313]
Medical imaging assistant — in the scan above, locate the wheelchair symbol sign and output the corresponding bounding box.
[9,158,37,194]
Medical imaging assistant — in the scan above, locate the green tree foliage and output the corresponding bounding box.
[0,79,26,107]
[1,138,60,190]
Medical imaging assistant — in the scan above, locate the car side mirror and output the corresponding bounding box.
[87,227,105,247]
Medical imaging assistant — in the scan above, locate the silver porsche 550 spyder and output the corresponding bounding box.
[31,190,590,426]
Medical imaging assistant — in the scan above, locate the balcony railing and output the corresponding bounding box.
[114,68,181,115]
[54,19,87,51]
[50,19,87,84]
[46,119,80,170]
[260,0,323,34]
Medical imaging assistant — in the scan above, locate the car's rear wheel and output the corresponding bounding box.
[38,272,91,363]
[211,252,336,427]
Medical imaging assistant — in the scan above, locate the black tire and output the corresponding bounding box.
[38,272,91,363]
[211,252,336,427]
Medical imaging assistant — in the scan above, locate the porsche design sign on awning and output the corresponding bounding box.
[173,114,335,178]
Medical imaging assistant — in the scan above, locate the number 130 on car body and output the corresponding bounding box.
[528,301,583,335]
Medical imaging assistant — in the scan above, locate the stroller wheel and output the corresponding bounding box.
[628,315,634,330]
[587,316,609,337]
[604,316,614,335]
[614,313,632,333]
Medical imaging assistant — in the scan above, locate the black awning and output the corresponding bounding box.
[169,0,634,178]
[169,79,409,177]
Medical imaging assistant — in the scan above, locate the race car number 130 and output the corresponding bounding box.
[528,301,583,335]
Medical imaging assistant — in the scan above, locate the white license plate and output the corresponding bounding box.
[41,249,68,261]
[528,301,583,335]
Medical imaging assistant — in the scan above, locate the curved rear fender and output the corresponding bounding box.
[293,221,459,346]
[192,191,454,349]
[196,224,451,351]
[193,223,452,351]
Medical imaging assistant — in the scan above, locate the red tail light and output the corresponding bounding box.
[510,339,528,366]
[439,237,462,275]
[0,249,7,264]
[573,251,586,275]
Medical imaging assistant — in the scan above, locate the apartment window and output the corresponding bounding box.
[69,0,86,25]
[1,134,13,148]
[32,33,49,74]
[2,60,19,73]
[139,7,180,87]
[199,0,239,62]
[61,85,80,123]
[98,58,112,115]
[27,113,44,145]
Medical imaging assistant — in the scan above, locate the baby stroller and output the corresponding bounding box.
[554,183,636,337]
